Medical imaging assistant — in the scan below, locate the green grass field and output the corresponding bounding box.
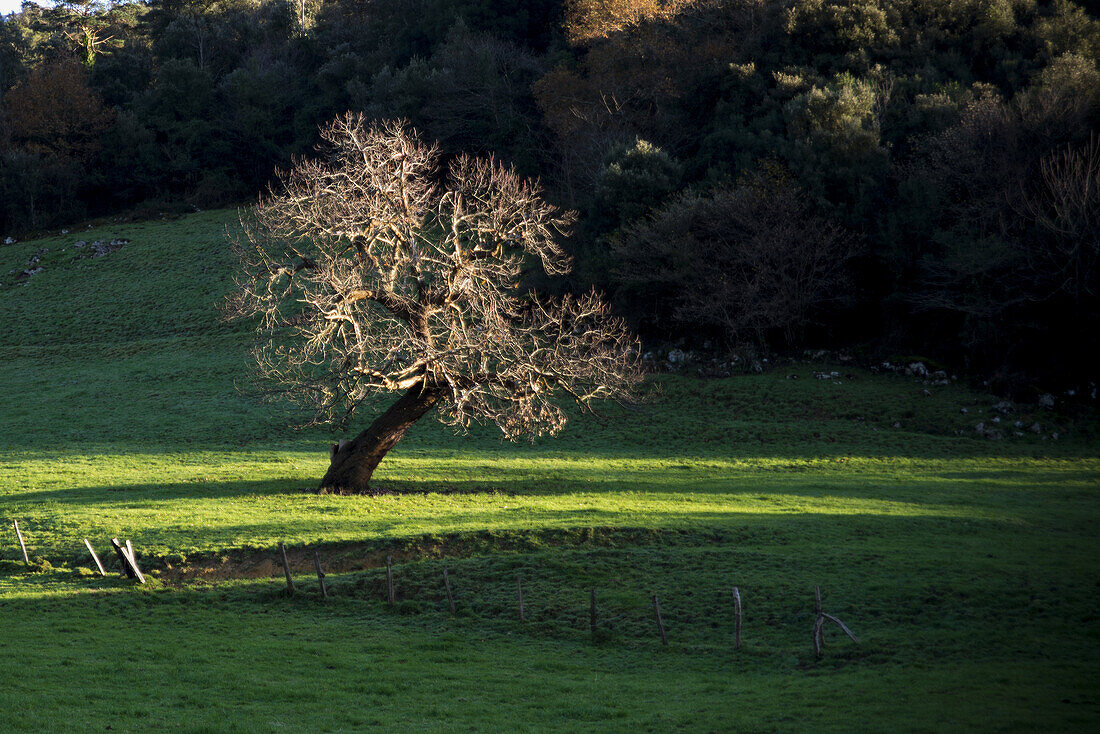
[1,211,1098,732]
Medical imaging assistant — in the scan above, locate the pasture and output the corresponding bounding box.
[1,211,1098,732]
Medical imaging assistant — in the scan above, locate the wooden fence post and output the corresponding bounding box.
[13,520,29,565]
[443,568,455,614]
[813,586,824,656]
[110,538,145,583]
[84,539,106,576]
[589,589,597,639]
[279,542,294,596]
[732,586,742,650]
[314,551,328,599]
[516,574,525,622]
[813,586,860,655]
[653,595,668,646]
[386,555,395,605]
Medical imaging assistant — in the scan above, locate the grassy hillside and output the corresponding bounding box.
[0,211,1098,732]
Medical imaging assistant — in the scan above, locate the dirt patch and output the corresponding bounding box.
[156,526,704,585]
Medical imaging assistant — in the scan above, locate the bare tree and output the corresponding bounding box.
[226,114,641,493]
[1025,135,1100,305]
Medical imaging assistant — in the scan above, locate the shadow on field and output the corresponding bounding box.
[6,457,1098,508]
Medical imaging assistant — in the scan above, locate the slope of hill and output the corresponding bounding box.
[0,211,1098,732]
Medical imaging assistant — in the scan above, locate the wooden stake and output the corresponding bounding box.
[443,568,455,614]
[110,538,145,583]
[814,586,824,654]
[124,540,146,583]
[279,542,294,595]
[314,551,328,599]
[821,612,860,643]
[652,595,668,646]
[84,539,106,576]
[732,586,742,650]
[589,589,597,638]
[13,520,29,565]
[386,555,395,605]
[109,538,132,578]
[516,574,525,622]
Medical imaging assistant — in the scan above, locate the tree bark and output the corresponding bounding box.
[319,383,444,493]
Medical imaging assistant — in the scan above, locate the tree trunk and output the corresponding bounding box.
[319,383,444,493]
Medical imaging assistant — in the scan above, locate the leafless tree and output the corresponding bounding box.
[1025,135,1100,304]
[226,114,641,493]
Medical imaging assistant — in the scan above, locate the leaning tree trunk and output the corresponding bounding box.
[320,383,444,493]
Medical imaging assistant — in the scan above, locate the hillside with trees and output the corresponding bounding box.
[2,0,1098,391]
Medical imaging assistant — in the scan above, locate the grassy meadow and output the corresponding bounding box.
[1,211,1098,732]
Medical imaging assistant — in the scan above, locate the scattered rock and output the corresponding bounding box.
[960,407,969,414]
[1038,394,1055,409]
[992,400,1015,415]
[72,240,87,248]
[892,421,901,428]
[905,362,928,377]
[667,349,685,365]
[922,389,931,396]
[1030,422,1041,433]
[786,374,799,380]
[3,237,14,245]
[89,239,125,257]
[975,422,1003,439]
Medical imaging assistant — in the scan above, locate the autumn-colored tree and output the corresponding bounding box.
[562,0,693,46]
[2,59,113,161]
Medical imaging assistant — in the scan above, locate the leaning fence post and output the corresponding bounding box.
[314,551,328,599]
[124,540,146,583]
[279,542,294,596]
[443,568,456,614]
[652,595,668,646]
[732,586,742,650]
[110,538,145,583]
[84,539,106,576]
[13,520,29,565]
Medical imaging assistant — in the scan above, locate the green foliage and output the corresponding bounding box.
[594,139,683,229]
[1,0,1099,382]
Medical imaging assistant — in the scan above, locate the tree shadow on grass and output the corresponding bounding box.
[3,454,1098,509]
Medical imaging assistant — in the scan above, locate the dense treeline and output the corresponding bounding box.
[1,0,1098,392]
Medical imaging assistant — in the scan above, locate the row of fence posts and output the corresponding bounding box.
[10,520,147,584]
[275,542,858,654]
[7,523,859,655]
